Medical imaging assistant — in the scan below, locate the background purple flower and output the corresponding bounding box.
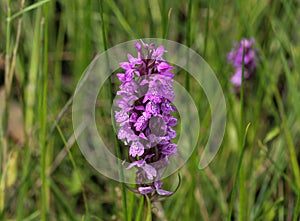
[227,38,258,87]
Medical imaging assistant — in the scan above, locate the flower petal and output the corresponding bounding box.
[138,186,154,194]
[143,164,157,180]
[156,189,173,195]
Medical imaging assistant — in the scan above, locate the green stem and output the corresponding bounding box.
[16,143,31,221]
[99,1,128,220]
[240,41,246,156]
[164,8,172,39]
[228,46,247,221]
[47,177,79,221]
[1,0,11,213]
[40,2,49,221]
[185,0,192,93]
[99,1,107,51]
[7,0,51,22]
[293,193,300,221]
[203,0,210,57]
[273,88,300,188]
[227,124,251,221]
[145,195,152,221]
[146,0,154,37]
[239,44,246,221]
[186,0,192,48]
[160,0,167,38]
[0,152,37,220]
[135,196,144,221]
[18,7,42,220]
[56,125,90,220]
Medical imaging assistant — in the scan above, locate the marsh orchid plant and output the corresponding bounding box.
[115,41,178,198]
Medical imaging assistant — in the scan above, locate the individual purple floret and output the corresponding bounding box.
[114,40,178,198]
[227,38,258,87]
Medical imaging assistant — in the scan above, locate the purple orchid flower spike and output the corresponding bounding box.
[114,40,179,200]
[227,38,258,87]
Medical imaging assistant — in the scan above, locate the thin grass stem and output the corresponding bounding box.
[40,2,49,220]
[56,125,90,220]
[99,1,128,220]
[238,44,246,221]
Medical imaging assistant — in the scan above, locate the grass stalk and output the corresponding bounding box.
[160,0,167,39]
[227,123,251,220]
[264,150,299,193]
[135,196,144,221]
[8,0,51,22]
[146,0,154,37]
[6,0,25,98]
[293,193,300,221]
[2,4,25,212]
[203,0,210,57]
[17,7,42,220]
[40,2,49,220]
[106,0,136,39]
[274,88,300,188]
[0,0,12,213]
[16,143,32,221]
[145,195,152,221]
[238,45,247,221]
[99,1,128,220]
[228,46,247,220]
[164,8,172,39]
[56,125,90,220]
[47,177,79,221]
[185,0,192,92]
[0,157,38,220]
[186,0,192,47]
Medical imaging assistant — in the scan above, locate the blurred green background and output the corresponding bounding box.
[0,0,300,220]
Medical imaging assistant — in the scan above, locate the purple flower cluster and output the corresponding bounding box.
[115,41,177,196]
[227,38,258,87]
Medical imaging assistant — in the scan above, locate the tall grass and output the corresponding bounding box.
[0,0,299,220]
[99,1,128,220]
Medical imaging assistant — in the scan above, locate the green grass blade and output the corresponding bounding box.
[0,152,12,211]
[17,7,42,220]
[0,156,38,219]
[40,2,49,220]
[185,0,192,93]
[164,8,172,39]
[99,1,128,220]
[186,0,192,47]
[263,148,299,194]
[1,0,11,212]
[56,124,90,220]
[203,0,210,57]
[256,198,283,221]
[47,177,80,221]
[146,0,154,36]
[127,191,135,221]
[238,43,246,221]
[228,123,251,221]
[105,0,136,39]
[273,88,300,189]
[280,51,300,123]
[8,0,51,21]
[145,195,152,221]
[293,193,300,221]
[160,0,167,38]
[135,196,144,221]
[23,211,40,221]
